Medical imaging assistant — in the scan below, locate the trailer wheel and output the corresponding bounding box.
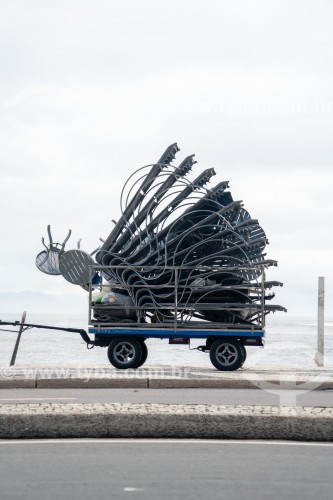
[133,341,148,368]
[209,339,243,371]
[107,337,142,369]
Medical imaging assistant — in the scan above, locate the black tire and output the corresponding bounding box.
[239,344,247,367]
[107,337,142,369]
[133,341,148,368]
[209,339,244,371]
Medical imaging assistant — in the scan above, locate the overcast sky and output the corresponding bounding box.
[0,0,332,317]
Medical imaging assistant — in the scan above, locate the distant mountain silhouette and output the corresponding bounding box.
[0,290,87,314]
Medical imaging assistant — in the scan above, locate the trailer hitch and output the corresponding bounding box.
[0,320,95,346]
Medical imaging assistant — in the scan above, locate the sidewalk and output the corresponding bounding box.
[0,364,332,389]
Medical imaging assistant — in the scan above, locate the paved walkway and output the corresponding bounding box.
[0,364,332,389]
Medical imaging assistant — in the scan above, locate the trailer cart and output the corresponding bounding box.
[85,264,284,371]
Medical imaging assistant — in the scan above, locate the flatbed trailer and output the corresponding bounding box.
[84,263,283,371]
[0,319,264,371]
[88,324,265,371]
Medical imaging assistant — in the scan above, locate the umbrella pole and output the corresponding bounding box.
[10,311,27,366]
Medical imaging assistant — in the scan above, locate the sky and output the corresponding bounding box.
[0,0,332,317]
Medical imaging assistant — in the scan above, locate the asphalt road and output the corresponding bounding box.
[0,387,332,406]
[0,439,332,500]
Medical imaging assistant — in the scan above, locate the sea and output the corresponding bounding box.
[0,312,332,368]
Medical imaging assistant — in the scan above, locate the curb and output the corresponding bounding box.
[0,403,332,441]
[0,376,332,390]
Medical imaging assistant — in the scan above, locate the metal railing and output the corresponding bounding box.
[87,265,279,331]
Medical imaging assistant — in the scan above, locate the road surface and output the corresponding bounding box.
[0,387,332,406]
[0,439,332,500]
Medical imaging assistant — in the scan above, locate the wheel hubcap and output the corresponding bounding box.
[216,344,238,366]
[114,342,135,364]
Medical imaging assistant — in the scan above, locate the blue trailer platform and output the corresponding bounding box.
[88,325,265,371]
